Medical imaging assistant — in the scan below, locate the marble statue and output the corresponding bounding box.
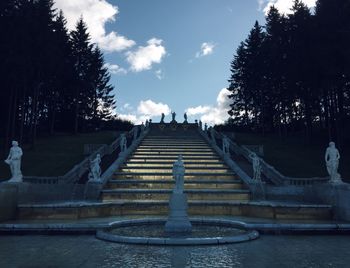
[172,155,185,194]
[204,123,208,131]
[120,133,127,152]
[165,154,192,233]
[160,113,165,123]
[199,121,203,130]
[88,154,101,182]
[250,153,262,181]
[141,122,145,132]
[222,135,230,155]
[325,142,341,183]
[5,141,23,182]
[145,120,149,127]
[184,113,188,123]
[171,112,176,122]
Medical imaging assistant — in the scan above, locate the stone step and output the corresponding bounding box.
[17,201,333,220]
[138,145,212,149]
[113,172,237,180]
[128,157,222,162]
[124,161,227,168]
[106,179,244,189]
[101,189,250,201]
[135,147,214,153]
[132,152,217,156]
[119,167,232,174]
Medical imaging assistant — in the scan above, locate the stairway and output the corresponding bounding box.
[16,123,333,220]
[97,124,331,220]
[102,127,250,203]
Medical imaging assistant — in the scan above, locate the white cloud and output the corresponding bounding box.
[117,99,171,124]
[126,38,166,72]
[186,88,231,126]
[155,69,163,80]
[54,0,135,52]
[137,99,171,117]
[262,0,316,14]
[196,42,216,58]
[104,63,127,75]
[186,105,211,116]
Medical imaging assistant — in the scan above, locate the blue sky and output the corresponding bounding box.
[54,0,316,125]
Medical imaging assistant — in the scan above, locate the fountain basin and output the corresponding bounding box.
[96,218,259,245]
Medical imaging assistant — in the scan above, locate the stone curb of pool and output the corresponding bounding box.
[95,219,259,245]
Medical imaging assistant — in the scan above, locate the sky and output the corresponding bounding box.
[54,0,316,125]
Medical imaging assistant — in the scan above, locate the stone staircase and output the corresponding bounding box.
[16,123,333,220]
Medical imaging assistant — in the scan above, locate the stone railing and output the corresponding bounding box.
[199,125,329,186]
[22,124,147,185]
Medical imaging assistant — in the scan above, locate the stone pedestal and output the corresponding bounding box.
[165,192,192,234]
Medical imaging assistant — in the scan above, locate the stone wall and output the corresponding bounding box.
[0,183,18,221]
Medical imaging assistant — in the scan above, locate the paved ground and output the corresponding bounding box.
[1,234,350,268]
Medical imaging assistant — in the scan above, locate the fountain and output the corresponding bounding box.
[96,155,259,245]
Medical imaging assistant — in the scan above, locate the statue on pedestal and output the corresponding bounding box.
[183,113,188,123]
[250,153,262,181]
[204,123,208,131]
[325,142,341,183]
[160,113,165,123]
[222,135,230,155]
[120,133,127,153]
[199,121,203,130]
[88,154,101,182]
[171,112,176,123]
[172,155,185,193]
[141,122,145,132]
[145,120,149,128]
[5,141,23,182]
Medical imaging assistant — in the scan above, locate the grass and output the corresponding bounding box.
[0,131,117,179]
[234,132,350,180]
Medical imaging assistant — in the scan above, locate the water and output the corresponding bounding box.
[1,235,350,267]
[109,224,245,238]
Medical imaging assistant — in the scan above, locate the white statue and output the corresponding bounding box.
[171,112,176,122]
[172,155,185,194]
[160,113,165,123]
[204,123,208,131]
[120,133,127,152]
[199,121,203,130]
[184,113,188,123]
[88,154,101,182]
[325,142,341,183]
[222,135,230,155]
[5,141,23,182]
[250,153,262,181]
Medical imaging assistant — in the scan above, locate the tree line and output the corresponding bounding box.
[226,0,350,145]
[0,0,131,150]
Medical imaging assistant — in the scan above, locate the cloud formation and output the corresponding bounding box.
[126,39,166,72]
[186,88,231,125]
[118,99,171,124]
[104,63,127,75]
[155,69,163,80]
[137,99,171,117]
[54,0,135,52]
[196,42,216,58]
[261,0,317,14]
